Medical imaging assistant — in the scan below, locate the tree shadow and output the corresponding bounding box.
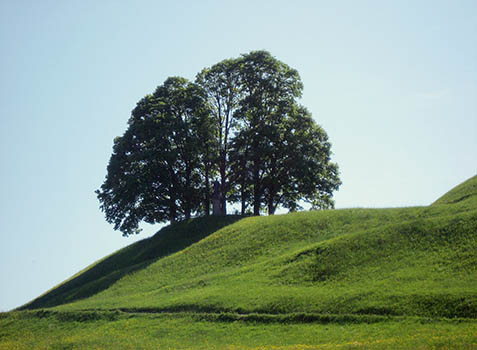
[20,215,244,310]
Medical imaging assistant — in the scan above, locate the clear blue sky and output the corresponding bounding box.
[1,0,475,311]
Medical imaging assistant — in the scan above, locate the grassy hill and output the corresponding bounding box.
[2,175,477,349]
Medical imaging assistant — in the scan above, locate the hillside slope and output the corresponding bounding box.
[433,175,477,205]
[21,176,477,319]
[20,216,242,309]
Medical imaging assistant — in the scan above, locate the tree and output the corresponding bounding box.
[268,104,341,212]
[96,77,212,235]
[227,51,340,215]
[97,51,341,236]
[196,58,242,215]
[228,127,253,215]
[232,50,304,215]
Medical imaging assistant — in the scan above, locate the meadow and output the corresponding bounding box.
[1,175,476,349]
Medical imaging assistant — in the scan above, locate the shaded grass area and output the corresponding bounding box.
[1,311,476,350]
[20,215,243,309]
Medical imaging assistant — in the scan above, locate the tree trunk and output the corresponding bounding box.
[241,183,246,215]
[170,202,177,225]
[253,193,260,215]
[240,149,248,216]
[252,158,261,216]
[204,164,210,216]
[185,165,191,220]
[220,153,227,215]
[253,181,261,216]
[268,194,275,215]
[169,171,177,224]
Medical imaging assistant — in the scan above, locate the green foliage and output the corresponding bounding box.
[96,77,213,234]
[230,51,340,215]
[97,51,341,235]
[196,57,242,215]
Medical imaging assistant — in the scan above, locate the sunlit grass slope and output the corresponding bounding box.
[22,176,477,319]
[433,175,477,205]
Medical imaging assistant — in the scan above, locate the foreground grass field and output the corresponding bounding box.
[1,310,476,350]
[2,175,476,349]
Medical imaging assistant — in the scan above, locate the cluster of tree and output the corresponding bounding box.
[96,51,341,236]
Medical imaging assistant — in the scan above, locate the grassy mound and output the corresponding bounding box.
[20,177,477,320]
[3,175,476,349]
[433,174,477,205]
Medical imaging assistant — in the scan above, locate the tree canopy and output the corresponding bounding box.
[97,51,341,236]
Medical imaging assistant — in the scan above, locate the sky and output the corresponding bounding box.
[0,0,476,312]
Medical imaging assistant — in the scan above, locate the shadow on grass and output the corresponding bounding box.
[19,215,244,310]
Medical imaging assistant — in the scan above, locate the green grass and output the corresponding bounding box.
[1,310,476,350]
[433,175,477,205]
[3,175,477,349]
